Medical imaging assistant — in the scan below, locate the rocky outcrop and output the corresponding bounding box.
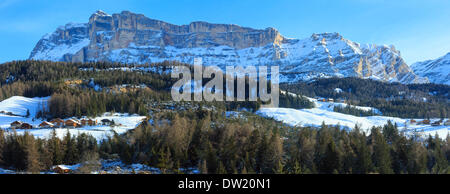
[30,10,428,84]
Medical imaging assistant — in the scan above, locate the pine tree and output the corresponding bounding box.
[173,160,182,174]
[199,159,208,174]
[217,161,227,174]
[63,130,79,164]
[429,135,448,174]
[406,140,427,174]
[293,160,302,174]
[23,133,41,173]
[274,160,285,174]
[0,130,4,165]
[355,134,372,174]
[77,151,101,174]
[204,141,218,174]
[371,128,393,174]
[320,139,340,174]
[156,147,173,174]
[48,129,64,165]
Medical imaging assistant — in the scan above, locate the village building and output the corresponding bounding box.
[81,119,98,126]
[39,121,54,128]
[65,119,81,128]
[88,119,97,126]
[81,119,87,126]
[50,118,65,127]
[10,121,23,129]
[422,119,431,125]
[52,165,73,174]
[101,119,112,126]
[19,123,33,129]
[409,119,417,125]
[431,121,441,127]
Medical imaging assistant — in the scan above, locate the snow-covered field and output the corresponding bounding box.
[0,96,146,140]
[257,98,449,138]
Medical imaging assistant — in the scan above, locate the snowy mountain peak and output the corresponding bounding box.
[411,53,450,85]
[29,11,427,84]
[92,10,111,17]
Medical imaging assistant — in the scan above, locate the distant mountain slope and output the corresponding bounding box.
[29,10,427,84]
[411,53,450,85]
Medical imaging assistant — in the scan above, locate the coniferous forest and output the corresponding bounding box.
[0,60,449,174]
[281,78,450,118]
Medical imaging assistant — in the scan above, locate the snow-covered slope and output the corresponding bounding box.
[29,10,427,84]
[411,52,450,85]
[0,96,49,117]
[257,99,449,138]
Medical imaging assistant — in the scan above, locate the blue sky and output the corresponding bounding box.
[1,0,450,64]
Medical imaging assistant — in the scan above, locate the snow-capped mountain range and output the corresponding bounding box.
[411,52,450,85]
[30,10,432,84]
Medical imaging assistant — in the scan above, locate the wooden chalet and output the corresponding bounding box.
[52,165,73,174]
[50,118,65,127]
[65,119,81,128]
[10,121,23,129]
[39,121,54,128]
[19,123,33,129]
[422,119,431,125]
[81,119,97,126]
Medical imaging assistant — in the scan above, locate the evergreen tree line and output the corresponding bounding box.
[45,90,153,118]
[279,93,315,109]
[0,60,176,93]
[333,105,376,117]
[2,110,448,174]
[281,77,450,118]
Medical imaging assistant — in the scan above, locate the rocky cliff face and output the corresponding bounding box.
[411,53,450,85]
[30,10,427,84]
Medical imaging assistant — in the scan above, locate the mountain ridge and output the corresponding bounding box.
[411,52,450,85]
[29,10,428,84]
